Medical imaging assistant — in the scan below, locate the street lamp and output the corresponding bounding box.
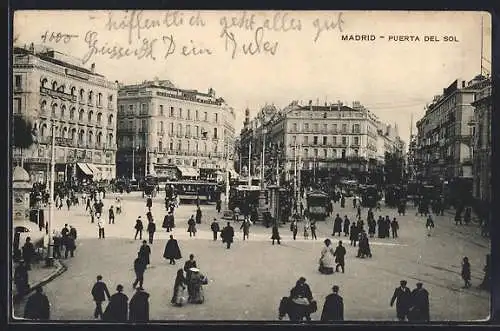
[261,127,267,189]
[45,120,56,266]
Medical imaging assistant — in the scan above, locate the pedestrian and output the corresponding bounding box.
[320,285,344,321]
[368,217,376,238]
[183,254,197,301]
[21,237,35,270]
[146,195,153,212]
[69,225,77,240]
[352,197,357,209]
[349,222,358,247]
[271,223,281,245]
[425,214,435,237]
[377,216,384,238]
[90,208,95,224]
[479,253,490,290]
[91,275,111,319]
[408,282,430,322]
[319,239,335,274]
[356,205,361,219]
[461,256,471,288]
[116,197,122,214]
[332,214,342,236]
[65,232,76,258]
[187,215,197,237]
[384,216,391,238]
[134,217,144,240]
[97,217,105,239]
[357,231,372,258]
[188,267,208,304]
[103,285,128,322]
[210,218,220,240]
[391,218,399,238]
[310,220,318,240]
[343,216,350,237]
[195,206,202,224]
[290,220,298,240]
[14,260,29,299]
[390,280,412,321]
[303,220,310,239]
[138,240,151,265]
[463,207,472,225]
[23,286,50,320]
[240,218,251,240]
[108,205,115,224]
[162,213,171,232]
[133,253,147,288]
[147,219,156,244]
[333,241,346,273]
[129,287,150,322]
[216,199,222,213]
[171,269,187,306]
[340,195,345,208]
[221,222,235,249]
[163,235,182,265]
[289,277,314,321]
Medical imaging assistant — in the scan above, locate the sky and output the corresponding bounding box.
[13,10,492,147]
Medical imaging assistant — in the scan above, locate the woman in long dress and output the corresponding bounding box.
[171,269,187,306]
[189,268,208,304]
[319,239,335,274]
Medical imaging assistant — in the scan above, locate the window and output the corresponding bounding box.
[129,105,133,113]
[292,136,297,144]
[323,149,328,157]
[354,136,359,146]
[342,124,347,133]
[170,123,174,134]
[13,98,21,114]
[187,109,191,120]
[304,136,309,144]
[214,128,218,139]
[332,124,338,133]
[14,75,22,89]
[354,149,359,156]
[214,113,218,123]
[79,89,85,101]
[353,124,360,133]
[195,126,199,137]
[169,141,173,150]
[304,123,309,131]
[177,140,182,150]
[170,107,174,117]
[332,149,337,158]
[88,111,93,123]
[323,136,327,145]
[128,120,133,130]
[342,137,347,145]
[158,140,163,151]
[179,108,183,119]
[97,113,103,124]
[41,100,47,112]
[313,136,318,145]
[160,121,164,133]
[195,142,199,151]
[204,112,208,121]
[332,136,337,145]
[108,114,113,125]
[314,148,318,157]
[195,110,199,120]
[293,123,298,132]
[70,107,75,119]
[108,94,113,103]
[186,125,191,137]
[177,124,182,136]
[323,124,327,133]
[313,123,319,132]
[52,81,57,90]
[51,104,57,116]
[97,93,102,106]
[304,148,308,158]
[142,120,146,131]
[160,105,164,116]
[88,91,93,104]
[342,149,346,158]
[187,141,190,151]
[61,105,66,118]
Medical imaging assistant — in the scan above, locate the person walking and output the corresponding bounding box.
[163,235,182,265]
[91,275,111,319]
[52,231,62,258]
[133,253,147,289]
[134,217,144,240]
[22,237,35,270]
[108,205,115,224]
[65,231,76,258]
[103,285,128,322]
[24,286,50,320]
[146,196,153,212]
[138,240,151,266]
[271,223,281,245]
[461,256,471,288]
[210,218,220,241]
[408,282,430,322]
[332,214,342,236]
[303,220,310,240]
[187,215,197,237]
[289,277,315,321]
[290,220,298,240]
[129,287,150,322]
[162,213,172,232]
[97,217,105,239]
[221,222,235,249]
[319,239,335,274]
[195,206,202,224]
[349,222,359,247]
[320,285,344,321]
[147,219,156,244]
[171,269,187,306]
[425,214,435,237]
[391,218,399,239]
[343,216,350,237]
[240,218,251,240]
[183,254,197,302]
[310,220,317,240]
[333,241,347,273]
[216,199,222,213]
[390,280,412,321]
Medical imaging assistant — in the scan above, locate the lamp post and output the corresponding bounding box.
[261,128,267,189]
[248,141,252,186]
[225,142,230,204]
[45,121,56,265]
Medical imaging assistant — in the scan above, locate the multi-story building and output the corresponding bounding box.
[13,44,118,183]
[116,79,236,180]
[471,80,492,207]
[415,75,489,182]
[237,100,405,185]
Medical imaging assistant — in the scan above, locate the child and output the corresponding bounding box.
[303,221,310,239]
[461,257,471,288]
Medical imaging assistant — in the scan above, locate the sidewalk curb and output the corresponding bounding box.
[19,259,68,299]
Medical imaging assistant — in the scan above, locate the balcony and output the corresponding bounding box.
[40,86,78,102]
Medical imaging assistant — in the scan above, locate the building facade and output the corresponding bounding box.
[116,79,236,180]
[13,44,118,183]
[471,81,492,206]
[415,75,489,182]
[237,100,405,185]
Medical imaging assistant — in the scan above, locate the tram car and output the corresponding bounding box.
[306,190,330,221]
[360,184,379,208]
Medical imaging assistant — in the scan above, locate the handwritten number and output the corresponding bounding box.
[40,31,78,44]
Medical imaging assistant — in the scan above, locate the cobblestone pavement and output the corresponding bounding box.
[13,193,491,321]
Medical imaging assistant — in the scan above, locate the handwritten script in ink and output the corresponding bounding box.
[38,10,346,63]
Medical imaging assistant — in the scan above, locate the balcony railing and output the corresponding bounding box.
[40,86,77,102]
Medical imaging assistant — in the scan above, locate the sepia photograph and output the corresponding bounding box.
[10,10,492,322]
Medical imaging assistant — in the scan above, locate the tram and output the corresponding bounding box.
[164,180,219,204]
[306,190,330,221]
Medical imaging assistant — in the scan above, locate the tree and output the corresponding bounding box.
[12,115,35,167]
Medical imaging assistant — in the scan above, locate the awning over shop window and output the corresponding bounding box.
[177,166,199,177]
[87,163,101,176]
[77,163,93,176]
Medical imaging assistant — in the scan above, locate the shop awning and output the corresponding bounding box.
[77,163,93,176]
[87,163,101,176]
[177,166,199,177]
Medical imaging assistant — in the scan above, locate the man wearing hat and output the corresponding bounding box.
[103,284,128,322]
[134,216,144,240]
[390,280,412,321]
[321,285,344,321]
[23,286,50,320]
[409,282,430,322]
[129,286,150,322]
[91,275,111,319]
[133,252,148,289]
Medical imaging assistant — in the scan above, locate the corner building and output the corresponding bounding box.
[13,45,118,183]
[116,79,236,180]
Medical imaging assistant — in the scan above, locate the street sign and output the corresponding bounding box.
[55,137,73,146]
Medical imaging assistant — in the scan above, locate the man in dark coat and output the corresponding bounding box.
[221,222,235,249]
[187,215,197,237]
[65,232,76,258]
[408,282,430,322]
[24,286,50,320]
[22,237,36,270]
[340,196,345,208]
[183,254,197,301]
[271,223,281,245]
[138,240,151,265]
[240,218,251,240]
[390,280,412,321]
[216,199,222,213]
[343,216,350,237]
[133,253,147,288]
[163,235,182,265]
[91,275,111,319]
[332,214,343,236]
[391,218,399,238]
[162,213,171,232]
[129,287,150,322]
[146,196,153,212]
[103,285,128,322]
[134,217,144,240]
[290,220,298,240]
[147,220,156,244]
[108,206,115,224]
[195,207,202,224]
[210,218,220,240]
[321,285,344,321]
[333,241,347,273]
[14,260,29,299]
[69,226,77,240]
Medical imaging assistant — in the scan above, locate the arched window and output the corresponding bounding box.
[341,149,346,159]
[88,111,93,123]
[41,78,48,88]
[159,121,163,132]
[79,109,85,121]
[88,91,93,104]
[177,140,182,151]
[70,107,75,119]
[158,140,163,151]
[51,81,57,90]
[177,124,182,136]
[61,105,66,118]
[203,142,207,152]
[88,131,93,144]
[62,127,68,138]
[40,100,47,112]
[59,85,65,93]
[41,123,47,137]
[70,86,76,96]
[97,113,102,124]
[108,133,113,146]
[51,103,57,116]
[71,128,77,141]
[97,93,102,106]
[108,114,113,125]
[97,132,103,145]
[78,130,85,144]
[304,148,308,158]
[79,89,85,101]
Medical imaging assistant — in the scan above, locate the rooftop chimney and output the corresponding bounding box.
[309,100,312,111]
[462,81,466,88]
[90,63,95,73]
